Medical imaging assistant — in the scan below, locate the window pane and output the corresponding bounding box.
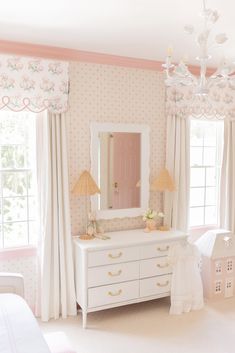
[206,187,216,205]
[203,123,217,146]
[3,197,27,222]
[190,168,205,187]
[205,206,217,225]
[203,147,216,166]
[15,145,26,168]
[190,121,204,146]
[28,197,36,220]
[206,168,216,186]
[190,188,205,207]
[27,171,36,195]
[190,207,204,226]
[29,221,38,245]
[3,222,28,248]
[2,172,27,197]
[1,146,15,169]
[190,147,203,166]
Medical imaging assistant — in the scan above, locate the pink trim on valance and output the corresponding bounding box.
[0,55,69,113]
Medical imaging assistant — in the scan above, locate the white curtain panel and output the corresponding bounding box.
[220,119,235,233]
[164,114,190,232]
[36,112,76,321]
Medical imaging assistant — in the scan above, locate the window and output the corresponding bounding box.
[226,259,233,273]
[0,111,37,249]
[215,280,222,293]
[215,261,222,275]
[189,119,223,227]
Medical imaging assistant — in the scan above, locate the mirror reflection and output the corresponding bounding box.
[99,132,141,210]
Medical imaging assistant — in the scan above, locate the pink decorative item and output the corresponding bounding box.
[144,218,157,232]
[196,229,235,300]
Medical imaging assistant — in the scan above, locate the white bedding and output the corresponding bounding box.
[0,293,51,353]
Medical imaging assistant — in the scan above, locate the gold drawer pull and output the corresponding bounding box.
[157,280,169,287]
[108,270,122,277]
[108,252,123,259]
[157,263,169,268]
[157,246,169,252]
[108,289,122,296]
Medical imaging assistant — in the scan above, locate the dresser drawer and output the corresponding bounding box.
[88,246,139,267]
[140,242,172,259]
[140,257,172,278]
[140,274,171,297]
[88,261,139,287]
[88,280,139,308]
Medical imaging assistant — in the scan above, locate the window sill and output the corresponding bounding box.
[0,246,37,260]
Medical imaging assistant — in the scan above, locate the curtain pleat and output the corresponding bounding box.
[220,119,235,233]
[164,114,190,232]
[36,112,76,321]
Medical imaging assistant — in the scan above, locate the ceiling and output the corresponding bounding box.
[1,0,235,66]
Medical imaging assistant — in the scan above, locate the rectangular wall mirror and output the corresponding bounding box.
[90,122,150,219]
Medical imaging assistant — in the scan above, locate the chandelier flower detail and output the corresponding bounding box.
[162,0,234,96]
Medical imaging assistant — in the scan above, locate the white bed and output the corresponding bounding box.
[0,273,51,353]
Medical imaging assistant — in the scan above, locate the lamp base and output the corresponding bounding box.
[158,225,169,231]
[79,234,95,240]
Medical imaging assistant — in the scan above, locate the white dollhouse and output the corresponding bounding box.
[196,229,235,300]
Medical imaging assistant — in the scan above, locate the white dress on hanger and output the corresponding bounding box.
[168,242,204,315]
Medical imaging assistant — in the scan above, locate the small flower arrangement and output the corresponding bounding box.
[143,209,165,221]
[143,208,157,221]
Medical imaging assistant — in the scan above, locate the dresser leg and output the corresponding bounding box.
[82,310,87,329]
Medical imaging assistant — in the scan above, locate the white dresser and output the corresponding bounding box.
[73,228,186,328]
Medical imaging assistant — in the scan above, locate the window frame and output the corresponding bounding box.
[189,119,223,228]
[0,111,37,250]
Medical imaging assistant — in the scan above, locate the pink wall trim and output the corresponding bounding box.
[0,246,37,260]
[0,39,216,74]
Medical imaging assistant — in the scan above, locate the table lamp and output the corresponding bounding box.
[151,168,175,231]
[72,170,100,240]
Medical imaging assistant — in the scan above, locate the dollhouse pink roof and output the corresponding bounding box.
[196,229,235,259]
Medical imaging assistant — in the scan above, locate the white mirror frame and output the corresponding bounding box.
[90,122,150,219]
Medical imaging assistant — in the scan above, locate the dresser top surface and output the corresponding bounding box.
[73,228,187,251]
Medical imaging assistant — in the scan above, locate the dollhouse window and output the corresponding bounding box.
[225,279,234,298]
[215,280,222,293]
[226,259,233,273]
[215,261,222,274]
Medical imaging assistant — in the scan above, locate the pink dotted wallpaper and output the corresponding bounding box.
[67,62,166,235]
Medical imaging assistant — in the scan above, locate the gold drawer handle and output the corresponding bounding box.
[157,246,169,252]
[157,280,169,287]
[108,252,123,259]
[108,289,122,296]
[108,270,122,277]
[157,263,169,268]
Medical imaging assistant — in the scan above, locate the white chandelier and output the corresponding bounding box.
[162,0,234,96]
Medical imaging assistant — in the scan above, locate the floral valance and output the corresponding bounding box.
[166,85,235,120]
[0,55,69,113]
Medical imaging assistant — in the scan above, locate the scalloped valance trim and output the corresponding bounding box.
[0,55,69,113]
[166,86,235,120]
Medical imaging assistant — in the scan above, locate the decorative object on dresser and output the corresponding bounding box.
[73,228,187,328]
[143,208,157,232]
[72,170,100,240]
[196,229,235,300]
[151,168,175,231]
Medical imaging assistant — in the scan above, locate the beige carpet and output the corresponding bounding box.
[39,297,235,353]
